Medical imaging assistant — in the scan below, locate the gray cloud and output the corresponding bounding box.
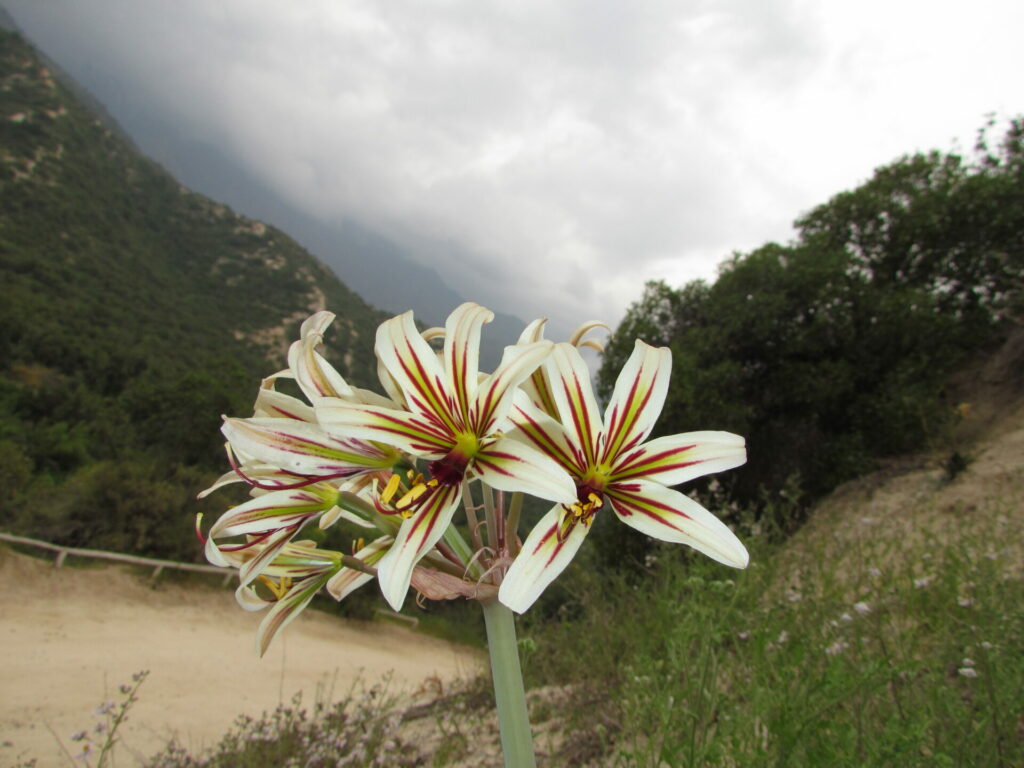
[6,0,1021,336]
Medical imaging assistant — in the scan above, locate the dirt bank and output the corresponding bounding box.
[0,550,481,766]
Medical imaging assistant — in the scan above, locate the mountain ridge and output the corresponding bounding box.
[0,28,387,559]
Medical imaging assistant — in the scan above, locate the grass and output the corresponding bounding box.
[519,470,1024,767]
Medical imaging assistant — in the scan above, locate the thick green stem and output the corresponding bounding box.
[482,599,536,768]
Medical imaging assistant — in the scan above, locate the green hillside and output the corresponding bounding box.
[0,29,386,559]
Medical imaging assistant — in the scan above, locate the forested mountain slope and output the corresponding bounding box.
[0,29,386,558]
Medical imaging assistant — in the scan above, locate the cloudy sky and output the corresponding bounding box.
[5,0,1022,335]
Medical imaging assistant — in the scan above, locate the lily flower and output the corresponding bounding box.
[499,340,748,613]
[316,303,577,611]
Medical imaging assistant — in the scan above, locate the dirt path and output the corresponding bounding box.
[0,550,481,766]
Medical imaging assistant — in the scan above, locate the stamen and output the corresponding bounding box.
[396,483,429,510]
[258,574,292,600]
[380,474,402,505]
[561,487,605,529]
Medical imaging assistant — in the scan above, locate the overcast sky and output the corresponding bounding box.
[5,0,1022,335]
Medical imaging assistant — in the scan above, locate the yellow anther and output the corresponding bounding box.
[380,474,402,505]
[352,537,365,554]
[258,574,292,600]
[396,482,429,510]
[587,492,602,508]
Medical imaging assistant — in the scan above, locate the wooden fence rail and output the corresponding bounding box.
[0,531,234,586]
[1,532,420,626]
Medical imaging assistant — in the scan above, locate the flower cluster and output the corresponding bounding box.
[200,303,748,653]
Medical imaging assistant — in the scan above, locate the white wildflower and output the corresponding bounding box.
[825,640,850,656]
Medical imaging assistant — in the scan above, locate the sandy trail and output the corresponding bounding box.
[0,549,481,766]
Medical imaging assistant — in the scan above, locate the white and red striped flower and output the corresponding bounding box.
[499,340,748,613]
[316,303,576,610]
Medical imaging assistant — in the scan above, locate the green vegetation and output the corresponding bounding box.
[145,682,419,768]
[0,29,386,560]
[520,476,1024,766]
[600,118,1024,524]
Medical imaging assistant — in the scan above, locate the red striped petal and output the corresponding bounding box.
[499,505,590,613]
[374,483,462,611]
[611,431,746,486]
[607,480,748,568]
[601,341,671,462]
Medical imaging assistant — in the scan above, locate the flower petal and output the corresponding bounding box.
[444,303,493,421]
[567,320,610,352]
[350,386,402,409]
[259,541,340,580]
[237,526,302,587]
[544,343,604,466]
[315,398,453,457]
[499,505,590,613]
[235,583,270,611]
[470,340,554,435]
[375,483,462,611]
[602,340,671,462]
[256,571,333,656]
[473,436,577,503]
[607,480,748,568]
[222,417,395,477]
[253,388,315,422]
[506,394,588,476]
[326,536,392,601]
[207,485,338,541]
[289,311,355,401]
[611,431,746,486]
[197,457,246,499]
[375,310,461,432]
[197,460,308,498]
[517,317,547,345]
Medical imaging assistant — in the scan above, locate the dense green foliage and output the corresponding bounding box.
[0,30,387,559]
[600,118,1024,520]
